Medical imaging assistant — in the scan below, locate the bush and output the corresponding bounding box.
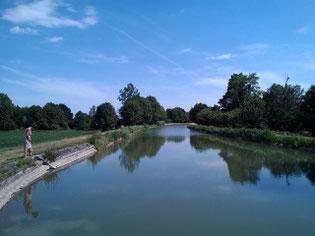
[43,149,57,162]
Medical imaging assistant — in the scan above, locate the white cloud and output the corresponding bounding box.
[296,26,311,35]
[194,77,228,87]
[178,48,191,54]
[9,25,38,35]
[2,0,98,29]
[47,36,63,43]
[207,53,233,60]
[239,43,269,51]
[84,6,96,16]
[0,65,111,112]
[80,53,130,64]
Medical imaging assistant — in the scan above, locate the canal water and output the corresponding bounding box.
[0,126,315,235]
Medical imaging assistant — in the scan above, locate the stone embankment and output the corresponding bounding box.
[0,143,97,211]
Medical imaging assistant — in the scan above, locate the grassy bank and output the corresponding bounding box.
[188,125,315,150]
[0,130,93,150]
[89,125,153,149]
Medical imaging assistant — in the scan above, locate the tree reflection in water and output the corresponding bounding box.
[166,136,185,143]
[190,134,315,185]
[119,133,166,173]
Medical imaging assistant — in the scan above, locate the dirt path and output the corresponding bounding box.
[0,134,93,164]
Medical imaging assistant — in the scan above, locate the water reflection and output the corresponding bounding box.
[166,136,185,143]
[119,133,166,173]
[190,134,315,185]
[24,186,38,218]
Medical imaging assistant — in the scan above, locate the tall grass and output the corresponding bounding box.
[89,126,146,149]
[188,125,315,150]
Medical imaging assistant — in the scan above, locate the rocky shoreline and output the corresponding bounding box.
[0,143,97,211]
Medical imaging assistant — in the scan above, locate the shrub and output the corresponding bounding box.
[43,149,57,162]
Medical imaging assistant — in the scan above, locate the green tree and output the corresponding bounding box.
[166,107,189,123]
[0,93,17,130]
[301,85,315,136]
[28,105,48,129]
[196,108,240,127]
[118,83,140,104]
[72,111,91,130]
[219,73,260,111]
[189,103,208,123]
[43,103,69,130]
[240,95,266,128]
[120,96,152,125]
[58,104,73,125]
[146,96,167,124]
[94,102,118,130]
[263,79,304,131]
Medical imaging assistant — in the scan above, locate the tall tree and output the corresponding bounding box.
[219,73,260,111]
[263,79,304,131]
[301,85,315,136]
[118,83,140,104]
[166,107,189,123]
[43,103,69,130]
[120,96,152,125]
[72,111,91,130]
[58,104,73,125]
[189,103,208,123]
[94,102,118,130]
[146,96,167,124]
[0,93,17,130]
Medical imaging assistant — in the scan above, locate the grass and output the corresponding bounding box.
[0,129,93,150]
[89,126,149,149]
[188,125,315,150]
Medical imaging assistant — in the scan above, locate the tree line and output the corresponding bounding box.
[0,74,314,136]
[0,83,187,131]
[190,73,315,136]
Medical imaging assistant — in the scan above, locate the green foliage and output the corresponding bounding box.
[120,96,152,125]
[43,103,69,130]
[196,108,241,127]
[58,104,73,124]
[0,130,92,150]
[0,93,17,130]
[16,158,36,168]
[118,83,140,104]
[240,95,266,128]
[301,85,315,136]
[189,103,208,123]
[166,107,189,123]
[89,126,145,149]
[43,149,57,162]
[72,111,91,130]
[219,73,260,111]
[146,96,167,124]
[263,79,304,132]
[189,125,315,149]
[94,102,118,130]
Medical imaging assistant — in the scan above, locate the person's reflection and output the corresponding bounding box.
[24,186,38,218]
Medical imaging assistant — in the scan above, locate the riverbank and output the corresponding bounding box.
[0,125,157,211]
[188,125,315,151]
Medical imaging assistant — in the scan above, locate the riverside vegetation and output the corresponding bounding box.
[0,73,314,152]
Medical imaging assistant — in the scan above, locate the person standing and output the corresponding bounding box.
[24,124,36,158]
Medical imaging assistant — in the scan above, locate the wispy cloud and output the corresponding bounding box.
[47,36,63,43]
[239,43,269,51]
[206,53,233,60]
[194,77,228,87]
[0,65,111,112]
[109,26,184,69]
[9,26,38,35]
[178,48,191,54]
[296,26,312,35]
[2,0,98,29]
[80,53,130,64]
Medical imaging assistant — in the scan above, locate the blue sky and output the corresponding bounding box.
[1,0,315,114]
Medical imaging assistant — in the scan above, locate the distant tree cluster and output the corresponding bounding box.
[0,83,169,131]
[1,75,314,136]
[190,73,315,136]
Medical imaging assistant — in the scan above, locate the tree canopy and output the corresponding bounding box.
[118,83,140,104]
[94,102,118,130]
